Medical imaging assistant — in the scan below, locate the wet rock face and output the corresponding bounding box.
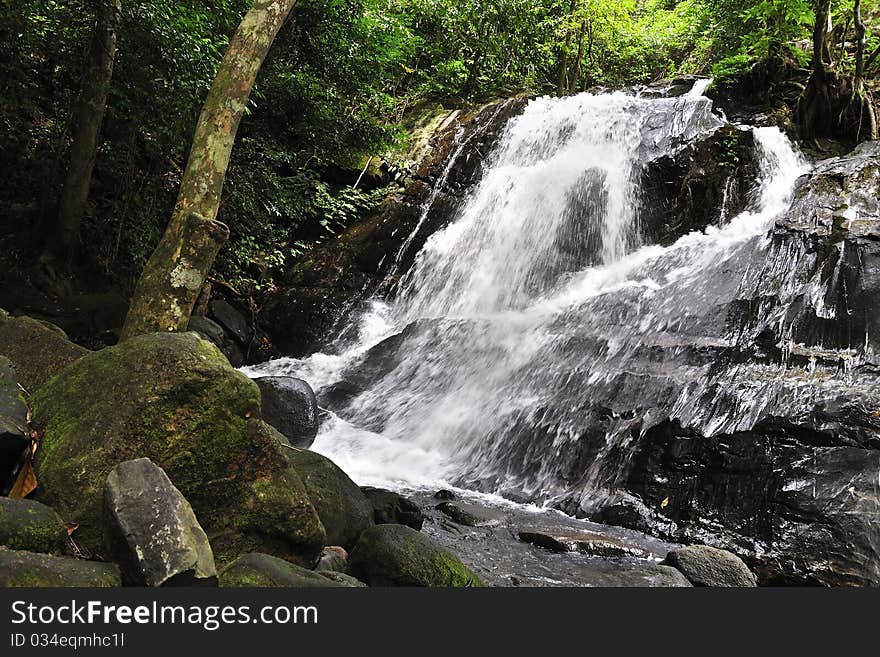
[587,142,880,586]
[639,125,758,244]
[261,98,529,357]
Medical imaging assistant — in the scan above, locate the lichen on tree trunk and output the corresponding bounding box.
[121,0,297,341]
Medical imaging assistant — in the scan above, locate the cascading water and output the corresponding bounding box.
[247,85,811,509]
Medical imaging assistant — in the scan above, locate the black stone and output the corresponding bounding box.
[255,376,320,448]
[361,486,424,530]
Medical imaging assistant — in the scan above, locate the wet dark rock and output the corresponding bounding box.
[0,548,120,587]
[518,529,649,559]
[0,356,28,491]
[349,524,484,587]
[0,497,67,554]
[103,458,217,587]
[640,125,758,245]
[220,552,348,587]
[279,446,374,549]
[663,545,757,587]
[436,501,503,528]
[254,376,319,448]
[187,315,245,367]
[361,486,424,530]
[209,299,251,347]
[0,314,89,391]
[314,546,348,573]
[434,489,456,500]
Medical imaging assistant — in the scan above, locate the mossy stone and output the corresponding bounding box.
[31,332,325,565]
[0,315,89,392]
[0,497,68,553]
[279,445,374,549]
[0,548,120,587]
[349,524,484,587]
[219,552,349,588]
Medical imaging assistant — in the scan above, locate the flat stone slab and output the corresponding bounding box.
[518,529,650,559]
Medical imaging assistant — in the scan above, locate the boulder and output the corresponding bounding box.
[209,299,251,347]
[434,489,456,500]
[220,552,348,587]
[0,497,68,553]
[436,501,503,528]
[0,356,28,490]
[349,524,484,587]
[187,315,245,367]
[279,446,373,549]
[663,545,757,587]
[0,548,120,587]
[0,315,89,391]
[31,332,325,565]
[103,458,217,586]
[314,546,348,573]
[361,486,424,530]
[254,376,320,448]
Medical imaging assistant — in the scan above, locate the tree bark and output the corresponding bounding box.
[49,0,121,263]
[120,0,296,341]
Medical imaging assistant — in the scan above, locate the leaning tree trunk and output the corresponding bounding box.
[120,0,296,341]
[49,0,121,264]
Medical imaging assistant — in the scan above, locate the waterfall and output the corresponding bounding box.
[247,86,810,504]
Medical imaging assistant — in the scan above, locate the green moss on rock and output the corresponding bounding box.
[349,524,484,587]
[0,315,89,392]
[0,498,68,554]
[0,548,120,587]
[279,444,374,549]
[219,552,349,588]
[31,332,325,565]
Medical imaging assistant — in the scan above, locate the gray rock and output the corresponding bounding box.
[664,545,757,587]
[362,486,424,530]
[0,548,120,587]
[314,546,348,573]
[220,552,348,587]
[278,446,374,549]
[318,570,367,587]
[103,458,217,586]
[209,299,251,346]
[0,356,28,491]
[518,529,649,559]
[187,317,245,367]
[436,501,503,528]
[0,497,68,554]
[255,376,320,448]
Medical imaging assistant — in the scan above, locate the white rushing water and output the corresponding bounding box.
[247,86,809,499]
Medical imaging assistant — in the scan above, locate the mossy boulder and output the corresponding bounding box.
[0,315,89,392]
[0,548,120,587]
[349,524,484,587]
[0,497,68,553]
[31,332,325,565]
[219,552,351,588]
[279,445,374,549]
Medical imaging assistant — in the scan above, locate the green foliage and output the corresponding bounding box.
[2,0,879,303]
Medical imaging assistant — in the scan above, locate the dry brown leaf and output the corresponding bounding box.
[9,461,37,498]
[660,496,669,509]
[65,522,79,536]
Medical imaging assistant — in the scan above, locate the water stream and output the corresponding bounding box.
[247,85,811,510]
